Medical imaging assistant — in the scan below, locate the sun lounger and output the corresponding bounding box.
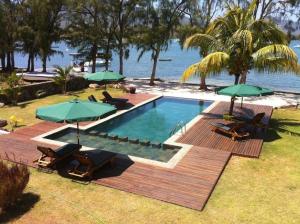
[210,122,250,141]
[68,149,116,179]
[234,112,267,129]
[88,95,98,102]
[102,91,128,108]
[36,143,81,168]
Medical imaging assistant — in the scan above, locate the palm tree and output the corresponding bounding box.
[135,0,187,86]
[181,0,300,113]
[54,66,72,95]
[182,0,300,84]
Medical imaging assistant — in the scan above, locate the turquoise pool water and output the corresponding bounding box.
[90,97,212,142]
[46,97,212,162]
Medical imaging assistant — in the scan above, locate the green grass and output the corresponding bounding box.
[0,88,124,131]
[0,97,300,223]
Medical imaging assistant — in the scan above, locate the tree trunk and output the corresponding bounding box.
[91,44,97,73]
[199,75,207,90]
[234,74,240,85]
[92,56,96,73]
[1,54,5,70]
[239,71,247,84]
[150,50,160,86]
[27,55,31,72]
[119,44,124,75]
[6,52,11,71]
[11,52,15,69]
[105,43,110,71]
[64,80,67,95]
[42,55,47,72]
[30,53,35,72]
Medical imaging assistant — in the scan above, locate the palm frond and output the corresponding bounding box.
[253,57,300,74]
[244,0,258,22]
[249,20,287,46]
[231,29,253,53]
[184,34,220,52]
[181,52,229,82]
[253,44,298,63]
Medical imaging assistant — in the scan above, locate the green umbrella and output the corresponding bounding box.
[36,99,116,144]
[84,71,125,82]
[216,84,273,115]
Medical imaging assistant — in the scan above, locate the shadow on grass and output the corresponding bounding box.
[264,118,300,142]
[0,192,40,223]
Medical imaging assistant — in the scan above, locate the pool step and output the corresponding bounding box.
[162,144,181,151]
[88,130,99,136]
[99,132,108,138]
[140,140,150,146]
[129,138,139,144]
[118,136,128,142]
[96,133,165,149]
[151,142,162,148]
[108,134,118,140]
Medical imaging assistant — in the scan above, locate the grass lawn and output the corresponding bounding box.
[0,87,124,131]
[0,92,300,223]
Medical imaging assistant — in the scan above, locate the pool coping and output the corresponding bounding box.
[31,95,219,169]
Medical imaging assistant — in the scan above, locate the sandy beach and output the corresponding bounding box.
[127,79,300,108]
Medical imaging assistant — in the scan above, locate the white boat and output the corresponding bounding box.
[159,58,172,61]
[72,66,88,73]
[294,45,300,48]
[84,59,110,67]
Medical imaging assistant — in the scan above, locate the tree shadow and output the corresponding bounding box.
[264,118,300,142]
[0,192,40,223]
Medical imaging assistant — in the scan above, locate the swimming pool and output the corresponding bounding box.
[45,97,212,162]
[89,97,212,142]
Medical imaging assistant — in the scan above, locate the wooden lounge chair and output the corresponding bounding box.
[102,91,128,108]
[234,112,267,129]
[36,143,81,168]
[210,122,250,141]
[68,149,116,179]
[88,95,98,102]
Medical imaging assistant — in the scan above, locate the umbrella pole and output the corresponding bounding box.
[76,122,80,145]
[241,97,243,108]
[229,97,235,116]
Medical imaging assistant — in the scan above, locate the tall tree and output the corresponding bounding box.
[35,0,64,72]
[179,0,221,90]
[182,0,300,114]
[135,0,187,86]
[66,0,117,73]
[0,3,6,70]
[0,0,21,72]
[112,0,141,75]
[18,0,39,72]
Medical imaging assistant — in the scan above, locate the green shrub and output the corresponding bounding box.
[0,160,30,212]
[1,72,22,105]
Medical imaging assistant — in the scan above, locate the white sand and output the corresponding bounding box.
[0,130,9,135]
[127,79,300,108]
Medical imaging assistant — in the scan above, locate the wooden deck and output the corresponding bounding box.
[0,94,273,211]
[178,101,273,158]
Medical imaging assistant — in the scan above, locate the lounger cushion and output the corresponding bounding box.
[55,143,81,157]
[80,150,116,165]
[103,91,128,102]
[88,95,98,102]
[110,98,128,103]
[211,122,231,131]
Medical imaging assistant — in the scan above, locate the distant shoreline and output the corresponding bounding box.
[131,78,300,95]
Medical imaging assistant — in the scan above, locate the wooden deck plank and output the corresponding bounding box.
[0,95,272,211]
[177,101,273,158]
